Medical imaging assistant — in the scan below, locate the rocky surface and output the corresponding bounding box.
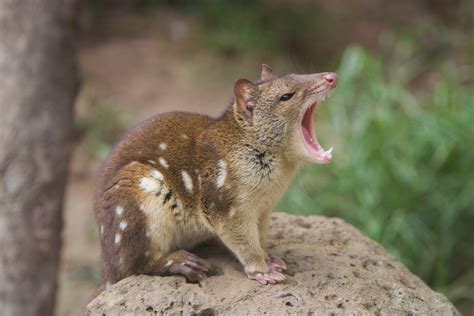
[87,213,459,315]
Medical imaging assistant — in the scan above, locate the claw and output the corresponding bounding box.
[167,251,209,282]
[183,260,209,272]
[267,255,287,273]
[246,270,286,285]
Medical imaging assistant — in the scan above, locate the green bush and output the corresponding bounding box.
[277,46,474,305]
[167,0,326,58]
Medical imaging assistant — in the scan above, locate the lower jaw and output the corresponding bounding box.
[307,146,333,164]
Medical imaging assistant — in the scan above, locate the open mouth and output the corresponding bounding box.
[300,102,333,164]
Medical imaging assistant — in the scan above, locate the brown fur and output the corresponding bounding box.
[95,65,338,287]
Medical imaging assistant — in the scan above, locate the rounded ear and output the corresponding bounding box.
[260,64,277,81]
[234,79,256,124]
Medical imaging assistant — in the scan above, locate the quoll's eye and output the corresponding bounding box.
[280,93,295,102]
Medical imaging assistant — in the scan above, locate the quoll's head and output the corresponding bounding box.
[234,64,338,164]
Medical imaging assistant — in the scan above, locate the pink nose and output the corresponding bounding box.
[324,72,338,87]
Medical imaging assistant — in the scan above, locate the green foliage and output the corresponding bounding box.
[75,104,129,160]
[168,0,325,57]
[277,46,474,305]
[196,0,275,55]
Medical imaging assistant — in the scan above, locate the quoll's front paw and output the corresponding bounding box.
[266,254,287,273]
[245,269,286,285]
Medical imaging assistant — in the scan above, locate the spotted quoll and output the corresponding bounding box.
[95,65,338,288]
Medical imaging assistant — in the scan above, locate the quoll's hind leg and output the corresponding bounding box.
[148,250,209,282]
[97,160,174,285]
[97,185,151,285]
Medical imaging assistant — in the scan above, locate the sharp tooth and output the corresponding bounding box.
[323,147,333,157]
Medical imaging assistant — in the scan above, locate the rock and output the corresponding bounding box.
[87,213,459,315]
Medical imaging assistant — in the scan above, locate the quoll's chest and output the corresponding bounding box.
[231,147,296,211]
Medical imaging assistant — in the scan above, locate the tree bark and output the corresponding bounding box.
[0,1,79,315]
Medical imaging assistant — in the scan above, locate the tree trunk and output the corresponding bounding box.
[0,1,79,315]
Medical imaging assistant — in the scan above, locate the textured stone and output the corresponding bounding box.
[88,213,459,315]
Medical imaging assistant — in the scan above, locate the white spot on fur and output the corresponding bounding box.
[181,170,193,193]
[159,143,167,150]
[100,225,104,235]
[145,251,150,257]
[148,160,156,165]
[216,160,227,189]
[114,184,120,189]
[229,208,237,217]
[140,177,161,193]
[119,221,127,230]
[160,186,169,196]
[150,169,164,180]
[139,203,145,211]
[130,161,138,165]
[146,231,150,237]
[114,233,121,244]
[158,157,169,169]
[165,260,174,267]
[181,134,189,140]
[115,206,124,216]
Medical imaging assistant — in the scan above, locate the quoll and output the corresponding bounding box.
[95,65,338,289]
